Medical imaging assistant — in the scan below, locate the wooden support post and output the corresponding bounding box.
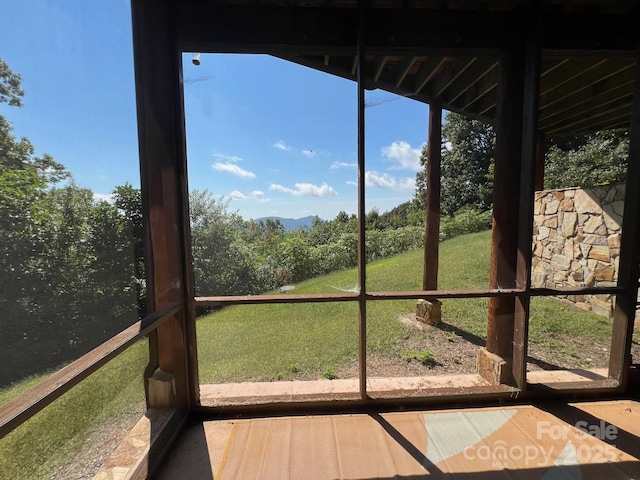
[608,40,640,388]
[479,38,526,385]
[357,0,367,400]
[423,101,442,292]
[512,7,542,390]
[131,0,199,410]
[419,100,442,325]
[534,134,545,191]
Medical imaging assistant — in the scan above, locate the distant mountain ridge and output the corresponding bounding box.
[254,215,317,230]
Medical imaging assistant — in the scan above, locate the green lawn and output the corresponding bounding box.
[197,230,613,383]
[0,341,147,480]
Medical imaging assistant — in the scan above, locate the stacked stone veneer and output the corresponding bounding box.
[531,183,625,317]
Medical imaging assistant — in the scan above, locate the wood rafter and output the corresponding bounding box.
[394,55,418,88]
[413,57,449,95]
[548,106,632,135]
[373,55,389,81]
[443,57,498,104]
[539,57,571,79]
[431,57,477,98]
[539,59,636,114]
[539,68,635,125]
[542,92,633,132]
[460,68,498,110]
[538,57,608,96]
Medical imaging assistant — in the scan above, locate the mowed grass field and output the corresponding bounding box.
[196,230,613,383]
[0,341,147,480]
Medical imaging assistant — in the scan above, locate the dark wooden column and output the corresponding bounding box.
[423,100,442,291]
[609,40,640,388]
[480,40,527,384]
[356,0,367,399]
[131,0,198,410]
[512,8,542,389]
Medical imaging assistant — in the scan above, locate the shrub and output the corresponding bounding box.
[440,206,492,241]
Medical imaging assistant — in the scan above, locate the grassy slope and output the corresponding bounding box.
[0,341,147,480]
[196,230,612,383]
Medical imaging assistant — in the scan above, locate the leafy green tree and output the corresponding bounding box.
[190,190,258,296]
[305,215,333,246]
[0,60,61,376]
[278,234,313,283]
[0,57,24,107]
[376,201,423,229]
[414,112,495,216]
[544,129,628,189]
[0,58,144,385]
[112,183,146,315]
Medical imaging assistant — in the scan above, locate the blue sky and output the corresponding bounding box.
[1,0,430,220]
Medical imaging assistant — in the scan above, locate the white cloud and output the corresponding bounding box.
[93,192,114,203]
[274,140,293,151]
[346,180,357,186]
[365,171,415,191]
[297,183,337,197]
[381,141,422,171]
[228,190,271,203]
[270,182,337,197]
[212,162,256,179]
[331,161,357,170]
[213,153,242,163]
[269,184,293,194]
[366,171,396,188]
[229,190,248,200]
[252,191,270,203]
[302,149,316,158]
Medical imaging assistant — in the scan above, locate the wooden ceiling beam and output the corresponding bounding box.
[539,59,636,114]
[177,3,637,54]
[539,71,635,125]
[479,102,497,118]
[546,105,632,135]
[373,55,389,82]
[430,57,477,98]
[413,57,449,95]
[539,57,570,79]
[443,57,498,105]
[461,79,498,116]
[394,56,418,88]
[538,58,608,96]
[541,93,633,132]
[177,4,516,54]
[276,54,358,83]
[562,113,632,135]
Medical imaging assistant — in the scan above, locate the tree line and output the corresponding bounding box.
[412,111,628,218]
[1,60,144,385]
[190,194,425,298]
